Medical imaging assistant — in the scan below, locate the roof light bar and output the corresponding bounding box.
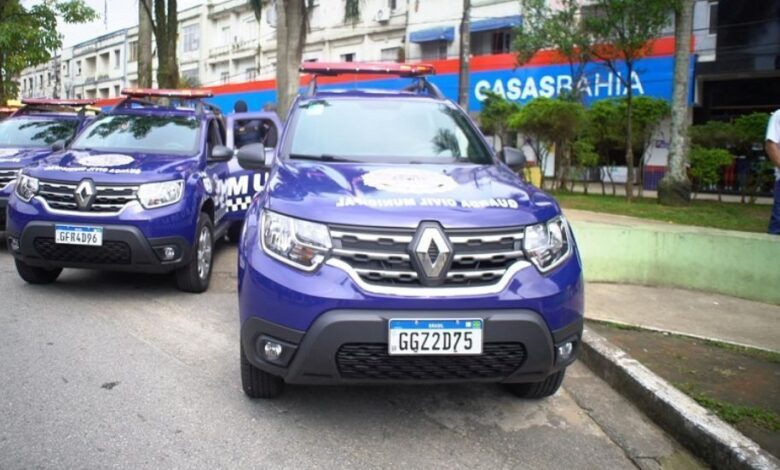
[21,98,98,107]
[121,88,214,99]
[300,62,436,77]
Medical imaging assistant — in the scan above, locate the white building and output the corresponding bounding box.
[18,0,525,97]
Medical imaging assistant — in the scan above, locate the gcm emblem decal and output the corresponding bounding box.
[74,153,135,167]
[74,179,96,210]
[362,168,458,195]
[410,222,453,285]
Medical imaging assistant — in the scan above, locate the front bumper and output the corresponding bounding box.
[0,197,7,231]
[7,221,194,273]
[242,310,582,385]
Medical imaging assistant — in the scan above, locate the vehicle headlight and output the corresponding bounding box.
[137,180,184,209]
[523,216,572,273]
[15,173,39,202]
[261,210,332,271]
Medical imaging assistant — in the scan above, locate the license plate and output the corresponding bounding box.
[54,224,103,246]
[388,319,483,355]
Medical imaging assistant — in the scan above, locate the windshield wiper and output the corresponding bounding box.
[289,153,356,162]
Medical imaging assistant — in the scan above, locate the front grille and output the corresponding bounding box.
[0,169,19,190]
[337,343,526,380]
[330,225,526,288]
[38,179,138,213]
[33,237,131,264]
[0,206,6,228]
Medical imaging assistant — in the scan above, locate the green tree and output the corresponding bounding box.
[479,91,520,156]
[658,0,694,206]
[508,97,586,190]
[514,0,591,101]
[689,120,739,150]
[583,99,623,194]
[572,138,600,193]
[618,96,670,196]
[689,147,732,200]
[0,0,96,102]
[584,0,675,200]
[140,0,179,88]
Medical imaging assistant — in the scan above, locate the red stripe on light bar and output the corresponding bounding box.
[121,88,215,99]
[21,98,98,106]
[300,62,436,77]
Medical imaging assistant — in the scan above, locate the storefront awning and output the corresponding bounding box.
[409,26,455,43]
[470,15,522,33]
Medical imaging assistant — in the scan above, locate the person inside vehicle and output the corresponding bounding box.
[233,100,263,149]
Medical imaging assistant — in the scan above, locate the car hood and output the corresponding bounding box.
[265,161,560,229]
[0,147,54,169]
[25,149,199,184]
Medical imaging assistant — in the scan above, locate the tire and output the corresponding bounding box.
[506,368,566,399]
[241,345,284,399]
[227,221,243,243]
[15,259,62,284]
[175,213,214,293]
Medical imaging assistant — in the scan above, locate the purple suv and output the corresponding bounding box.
[235,63,584,399]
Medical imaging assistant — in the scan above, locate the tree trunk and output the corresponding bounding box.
[276,0,307,120]
[139,0,153,88]
[658,0,694,206]
[624,66,635,202]
[0,49,5,104]
[150,0,179,89]
[457,0,470,109]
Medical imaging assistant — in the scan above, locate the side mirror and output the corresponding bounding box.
[51,140,66,152]
[236,143,273,170]
[209,145,233,163]
[501,147,526,169]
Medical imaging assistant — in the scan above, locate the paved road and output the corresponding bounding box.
[0,240,700,469]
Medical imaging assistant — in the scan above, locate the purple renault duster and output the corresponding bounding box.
[235,62,584,399]
[6,89,280,293]
[0,99,98,232]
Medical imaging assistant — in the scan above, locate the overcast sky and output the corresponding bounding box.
[56,0,201,48]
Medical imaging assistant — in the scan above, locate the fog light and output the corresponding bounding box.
[263,341,283,361]
[163,246,176,260]
[8,237,20,252]
[557,342,574,361]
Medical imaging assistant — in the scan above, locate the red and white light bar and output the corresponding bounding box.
[21,98,98,107]
[300,62,436,77]
[121,88,214,99]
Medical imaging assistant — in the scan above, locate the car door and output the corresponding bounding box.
[205,117,231,228]
[222,111,282,224]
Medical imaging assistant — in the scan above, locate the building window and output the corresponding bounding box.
[340,52,356,62]
[221,26,232,46]
[491,30,512,54]
[220,71,230,83]
[242,17,258,42]
[388,0,397,10]
[183,24,200,52]
[114,49,121,68]
[113,85,120,97]
[708,1,718,35]
[129,41,138,62]
[245,67,257,81]
[420,41,447,60]
[380,47,401,62]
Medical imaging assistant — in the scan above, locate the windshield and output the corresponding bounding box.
[285,99,493,164]
[0,117,79,149]
[71,114,200,156]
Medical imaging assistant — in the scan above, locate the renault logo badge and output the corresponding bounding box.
[74,179,96,210]
[410,222,453,285]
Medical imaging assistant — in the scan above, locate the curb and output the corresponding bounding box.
[580,326,780,470]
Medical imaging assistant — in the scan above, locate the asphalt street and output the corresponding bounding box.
[0,239,701,469]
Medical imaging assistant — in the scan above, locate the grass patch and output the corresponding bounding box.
[588,319,645,332]
[588,320,780,363]
[700,339,780,364]
[677,383,780,431]
[553,192,771,233]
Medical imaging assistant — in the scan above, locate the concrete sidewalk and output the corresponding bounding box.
[586,282,780,353]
